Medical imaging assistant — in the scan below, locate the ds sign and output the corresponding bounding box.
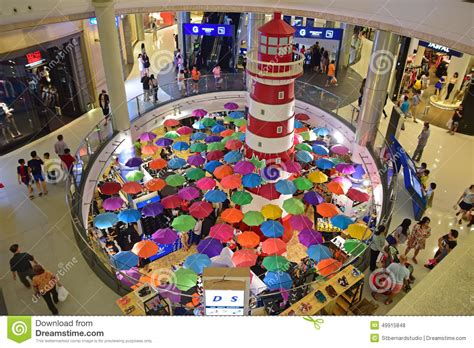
[205,290,245,316]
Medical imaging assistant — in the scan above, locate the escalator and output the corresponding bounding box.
[216,13,243,72]
[193,12,223,70]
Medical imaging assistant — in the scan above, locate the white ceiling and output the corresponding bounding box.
[0,0,473,54]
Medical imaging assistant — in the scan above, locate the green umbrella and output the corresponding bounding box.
[249,155,265,169]
[293,177,313,191]
[172,215,197,232]
[283,198,305,215]
[233,119,246,127]
[262,255,290,272]
[185,167,205,181]
[166,174,186,187]
[223,116,234,123]
[231,191,253,206]
[201,118,216,127]
[172,268,198,291]
[295,143,312,152]
[207,142,225,151]
[344,239,367,255]
[243,211,265,226]
[221,136,233,143]
[329,157,346,165]
[231,132,244,139]
[125,170,144,182]
[164,131,180,139]
[300,131,312,141]
[190,143,207,153]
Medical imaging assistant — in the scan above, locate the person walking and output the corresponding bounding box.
[387,218,411,247]
[98,90,110,124]
[400,95,410,118]
[142,52,151,76]
[43,152,56,184]
[149,74,158,103]
[455,184,474,224]
[59,148,76,176]
[404,216,431,264]
[191,66,201,94]
[32,265,60,315]
[412,122,430,162]
[448,104,463,135]
[424,229,458,269]
[28,151,48,196]
[138,53,145,77]
[325,60,337,87]
[141,73,151,101]
[410,90,421,123]
[177,69,187,97]
[212,65,222,89]
[17,158,34,199]
[54,134,68,157]
[312,42,321,73]
[9,244,38,288]
[369,226,386,271]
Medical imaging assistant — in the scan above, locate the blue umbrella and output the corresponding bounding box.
[125,157,143,167]
[191,132,207,141]
[111,251,139,270]
[184,253,211,274]
[205,135,223,143]
[211,124,226,133]
[316,158,336,170]
[296,150,313,163]
[229,111,244,119]
[224,150,243,163]
[261,220,284,238]
[192,121,206,130]
[156,137,173,147]
[307,244,332,262]
[352,164,366,179]
[142,202,164,217]
[294,120,304,129]
[330,214,354,230]
[204,189,227,203]
[263,271,293,290]
[275,179,297,195]
[312,144,330,156]
[168,157,187,169]
[314,127,330,137]
[239,133,246,141]
[94,212,118,229]
[173,141,189,151]
[204,160,223,173]
[118,209,142,223]
[242,173,262,188]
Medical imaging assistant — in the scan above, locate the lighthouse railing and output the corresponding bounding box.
[246,50,305,78]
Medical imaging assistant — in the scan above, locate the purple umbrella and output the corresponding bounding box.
[224,102,239,110]
[205,135,223,143]
[234,161,255,175]
[282,161,302,174]
[125,157,143,167]
[336,163,356,175]
[191,109,208,118]
[142,202,164,217]
[290,215,313,231]
[156,137,173,147]
[303,191,325,205]
[116,267,141,287]
[331,144,350,155]
[103,197,125,211]
[197,238,223,258]
[157,284,182,303]
[152,228,178,244]
[298,229,323,247]
[139,132,157,142]
[187,154,206,166]
[178,186,200,201]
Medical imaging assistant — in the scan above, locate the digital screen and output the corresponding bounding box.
[293,26,344,41]
[26,51,42,65]
[183,23,233,37]
[418,41,463,57]
[294,17,303,26]
[205,290,245,316]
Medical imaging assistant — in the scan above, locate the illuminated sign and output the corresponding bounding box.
[418,41,463,57]
[89,17,119,27]
[26,51,42,65]
[183,23,233,37]
[204,290,245,316]
[293,26,343,41]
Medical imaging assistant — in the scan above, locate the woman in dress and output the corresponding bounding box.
[404,216,431,264]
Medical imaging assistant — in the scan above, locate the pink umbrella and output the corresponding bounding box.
[196,177,216,191]
[224,102,239,110]
[282,161,302,174]
[139,132,157,142]
[191,109,208,118]
[177,126,193,135]
[210,224,235,242]
[103,197,125,211]
[232,249,258,267]
[293,133,304,145]
[234,161,255,175]
[178,186,200,201]
[335,163,356,175]
[189,201,213,219]
[290,215,313,230]
[331,144,350,155]
[332,176,352,191]
[152,228,179,244]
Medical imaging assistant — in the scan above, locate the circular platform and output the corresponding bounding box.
[429,95,462,110]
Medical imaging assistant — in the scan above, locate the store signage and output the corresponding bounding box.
[183,23,233,37]
[293,26,343,41]
[26,50,42,65]
[418,40,463,57]
[205,290,245,316]
[89,17,119,27]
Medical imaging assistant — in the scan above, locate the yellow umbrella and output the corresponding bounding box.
[261,204,283,220]
[346,223,372,240]
[308,170,328,184]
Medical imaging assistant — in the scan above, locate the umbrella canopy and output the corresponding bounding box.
[314,127,330,137]
[298,229,323,247]
[103,197,125,211]
[220,129,234,137]
[149,158,168,170]
[161,195,182,209]
[293,177,313,191]
[295,143,312,152]
[234,161,255,175]
[275,179,296,195]
[173,141,190,151]
[99,181,122,195]
[202,118,217,127]
[232,249,258,267]
[225,139,243,151]
[125,157,143,167]
[117,267,140,287]
[290,215,313,231]
[209,223,235,242]
[295,113,310,121]
[164,131,180,139]
[189,143,208,153]
[220,174,242,190]
[332,176,353,190]
[312,144,330,156]
[296,150,313,163]
[125,170,144,182]
[344,239,367,255]
[261,220,284,238]
[191,108,207,117]
[294,120,304,129]
[264,271,293,290]
[307,244,332,262]
[185,167,206,181]
[178,186,200,201]
[173,268,198,291]
[308,170,328,183]
[316,158,336,170]
[197,238,223,258]
[206,150,225,161]
[317,258,342,277]
[234,118,246,127]
[142,202,164,217]
[229,111,244,119]
[184,254,211,274]
[261,238,287,255]
[189,201,213,219]
[261,204,283,220]
[94,212,118,229]
[327,181,347,195]
[331,214,354,230]
[346,223,372,240]
[231,191,253,206]
[224,102,239,110]
[139,131,157,142]
[172,215,197,232]
[224,150,243,163]
[282,161,302,174]
[166,174,186,187]
[204,160,223,173]
[211,124,226,133]
[122,182,142,195]
[303,191,325,205]
[168,157,187,169]
[283,198,305,215]
[221,208,244,224]
[111,251,138,270]
[152,228,178,244]
[118,209,142,223]
[331,144,350,155]
[256,183,281,200]
[242,173,262,188]
[192,121,206,130]
[132,240,158,258]
[237,231,260,248]
[156,137,173,147]
[352,164,366,179]
[243,211,265,226]
[214,164,234,179]
[141,144,159,155]
[157,284,181,303]
[177,126,193,135]
[262,255,290,272]
[336,163,356,175]
[204,189,227,203]
[163,119,180,127]
[207,142,225,151]
[316,203,339,218]
[205,135,222,143]
[191,132,207,141]
[145,178,166,191]
[196,177,216,191]
[347,188,371,202]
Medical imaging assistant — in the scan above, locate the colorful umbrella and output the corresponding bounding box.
[206,136,222,144]
[237,231,260,248]
[234,161,255,175]
[132,240,158,258]
[294,120,304,129]
[336,163,356,175]
[111,251,138,270]
[196,177,216,191]
[229,111,244,119]
[202,118,217,127]
[191,108,207,117]
[316,203,339,218]
[231,191,253,206]
[264,271,293,290]
[152,228,178,244]
[327,181,347,195]
[316,158,336,170]
[168,157,187,169]
[172,215,197,232]
[116,268,140,287]
[234,118,246,127]
[145,178,166,191]
[232,249,258,267]
[224,102,239,110]
[125,157,143,167]
[282,160,302,174]
[296,150,313,163]
[204,160,223,173]
[173,141,190,151]
[220,129,234,137]
[294,133,304,145]
[221,208,244,224]
[261,220,285,238]
[163,119,180,127]
[261,204,283,220]
[261,166,280,181]
[255,183,281,200]
[157,284,181,303]
[293,177,313,191]
[344,239,367,255]
[141,144,159,155]
[347,188,371,202]
[166,174,186,187]
[125,170,144,182]
[220,174,242,190]
[262,255,290,272]
[139,131,157,142]
[317,258,342,277]
[184,254,211,274]
[164,131,180,139]
[204,189,227,203]
[122,182,142,195]
[178,186,200,201]
[331,214,354,230]
[118,209,142,223]
[303,191,325,205]
[307,244,332,262]
[142,202,164,217]
[177,126,193,135]
[173,268,198,291]
[283,198,305,215]
[331,144,349,156]
[99,182,122,195]
[191,132,207,141]
[207,142,225,151]
[224,150,243,163]
[275,179,297,195]
[210,124,225,134]
[189,143,208,153]
[346,223,372,240]
[312,144,330,156]
[314,127,330,137]
[206,150,225,161]
[149,158,168,170]
[225,139,243,151]
[298,229,323,247]
[189,201,213,219]
[94,212,118,229]
[332,176,352,190]
[192,121,206,130]
[290,215,313,230]
[161,195,182,209]
[308,170,328,183]
[295,113,310,121]
[261,238,287,255]
[295,143,312,152]
[242,173,262,188]
[197,238,223,258]
[103,197,125,211]
[214,164,234,179]
[210,223,235,242]
[156,137,173,147]
[185,167,206,181]
[243,211,265,226]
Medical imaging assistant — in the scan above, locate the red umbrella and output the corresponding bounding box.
[132,240,158,258]
[262,238,287,255]
[177,126,193,135]
[99,182,122,195]
[316,203,339,218]
[145,178,166,192]
[295,113,310,121]
[237,231,260,248]
[189,201,213,219]
[196,177,216,191]
[206,150,225,161]
[225,139,243,150]
[164,119,180,127]
[161,195,183,209]
[255,183,280,200]
[232,249,258,267]
[220,174,242,190]
[149,158,167,170]
[282,161,301,174]
[122,182,142,195]
[347,188,371,202]
[221,208,244,224]
[210,224,235,242]
[214,165,234,179]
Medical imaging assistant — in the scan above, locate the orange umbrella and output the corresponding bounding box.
[261,238,287,255]
[232,249,258,267]
[316,258,342,278]
[220,174,241,189]
[239,125,247,132]
[295,127,310,134]
[220,129,234,137]
[185,293,201,308]
[221,208,244,224]
[237,231,260,248]
[316,203,339,217]
[141,144,159,155]
[326,181,346,195]
[122,182,142,195]
[145,178,166,191]
[214,164,234,179]
[149,158,167,170]
[132,240,158,258]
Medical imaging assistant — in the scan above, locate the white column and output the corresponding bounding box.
[247,13,266,53]
[135,13,145,41]
[413,46,425,66]
[407,38,419,58]
[446,53,471,93]
[177,12,192,61]
[92,0,130,131]
[338,23,354,69]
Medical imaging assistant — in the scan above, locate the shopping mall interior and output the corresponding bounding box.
[0,1,473,317]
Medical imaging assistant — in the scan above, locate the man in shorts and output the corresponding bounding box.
[325,60,338,87]
[28,151,48,196]
[17,159,34,199]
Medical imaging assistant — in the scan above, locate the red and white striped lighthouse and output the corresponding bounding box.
[244,12,304,164]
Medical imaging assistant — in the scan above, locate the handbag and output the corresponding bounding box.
[57,285,69,302]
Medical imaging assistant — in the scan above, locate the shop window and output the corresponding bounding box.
[267,46,277,55]
[280,37,289,45]
[268,37,278,45]
[276,126,283,134]
[261,35,267,44]
[278,91,285,100]
[260,45,266,54]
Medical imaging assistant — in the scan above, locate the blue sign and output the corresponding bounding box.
[183,23,233,37]
[89,17,119,27]
[418,41,463,57]
[294,26,343,41]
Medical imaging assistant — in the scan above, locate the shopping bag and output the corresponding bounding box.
[446,119,453,129]
[57,285,69,302]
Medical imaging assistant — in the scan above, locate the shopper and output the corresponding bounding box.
[138,53,145,77]
[404,216,431,264]
[149,74,158,103]
[312,42,321,73]
[32,265,60,315]
[424,229,458,269]
[372,255,410,305]
[43,152,56,184]
[98,90,110,124]
[54,134,68,157]
[180,231,190,251]
[412,122,430,162]
[212,65,222,89]
[358,78,366,108]
[455,184,474,224]
[325,60,337,87]
[410,90,421,123]
[448,104,463,135]
[425,182,437,208]
[400,95,410,118]
[369,226,386,271]
[387,218,411,247]
[28,151,48,196]
[9,244,38,288]
[177,69,187,97]
[141,73,151,101]
[17,159,34,199]
[60,148,76,176]
[191,66,201,94]
[142,52,151,75]
[321,49,329,74]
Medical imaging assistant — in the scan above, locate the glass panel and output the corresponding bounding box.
[260,45,266,54]
[260,35,267,44]
[278,46,287,55]
[267,46,277,55]
[268,37,278,45]
[279,37,288,45]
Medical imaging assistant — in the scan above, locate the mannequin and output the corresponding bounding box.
[0,102,22,141]
[445,72,459,102]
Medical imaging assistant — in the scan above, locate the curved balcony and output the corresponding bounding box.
[246,50,304,80]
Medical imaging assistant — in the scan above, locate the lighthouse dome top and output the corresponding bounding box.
[258,12,295,36]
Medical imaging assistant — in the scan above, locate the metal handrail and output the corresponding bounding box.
[246,50,305,78]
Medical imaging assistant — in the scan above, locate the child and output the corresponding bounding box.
[425,182,437,208]
[400,95,410,118]
[17,159,34,199]
[43,152,56,184]
[416,162,428,177]
[420,169,430,188]
[59,148,76,176]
